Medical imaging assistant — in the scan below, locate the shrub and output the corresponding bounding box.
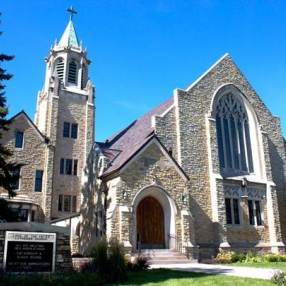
[89,238,109,279]
[127,254,150,271]
[84,237,128,283]
[265,254,286,263]
[230,252,246,263]
[215,249,236,264]
[272,271,286,286]
[215,250,286,265]
[108,239,127,282]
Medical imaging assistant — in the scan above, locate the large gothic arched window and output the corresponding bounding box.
[68,60,78,84]
[216,92,254,175]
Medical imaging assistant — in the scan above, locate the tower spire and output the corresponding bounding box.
[58,6,80,48]
[67,6,77,21]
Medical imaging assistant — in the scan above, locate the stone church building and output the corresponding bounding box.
[1,16,286,259]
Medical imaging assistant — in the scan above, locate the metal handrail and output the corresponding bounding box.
[168,233,183,253]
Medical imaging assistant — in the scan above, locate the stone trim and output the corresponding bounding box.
[119,136,189,182]
[186,53,229,91]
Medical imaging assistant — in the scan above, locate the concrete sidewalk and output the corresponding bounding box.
[150,263,281,280]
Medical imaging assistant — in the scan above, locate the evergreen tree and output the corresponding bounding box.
[0,13,21,198]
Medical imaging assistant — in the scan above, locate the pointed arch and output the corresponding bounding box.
[68,60,78,84]
[54,57,65,81]
[211,84,261,176]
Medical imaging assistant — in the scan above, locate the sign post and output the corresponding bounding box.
[3,231,56,272]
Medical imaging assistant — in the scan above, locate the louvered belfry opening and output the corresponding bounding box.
[55,58,65,81]
[68,60,77,84]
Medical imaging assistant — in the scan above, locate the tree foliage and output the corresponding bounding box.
[0,12,22,198]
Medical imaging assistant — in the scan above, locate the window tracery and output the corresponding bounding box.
[216,93,254,174]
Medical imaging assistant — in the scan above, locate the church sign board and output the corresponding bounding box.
[3,231,56,272]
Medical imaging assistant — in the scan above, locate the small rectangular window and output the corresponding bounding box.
[248,200,262,226]
[15,131,24,148]
[225,198,240,225]
[72,196,77,212]
[63,122,70,138]
[225,198,232,224]
[18,209,29,222]
[64,196,71,212]
[60,158,65,175]
[34,170,43,192]
[58,195,63,211]
[73,159,78,176]
[248,200,255,225]
[71,123,78,139]
[11,167,21,190]
[255,201,262,226]
[65,159,72,175]
[233,198,240,225]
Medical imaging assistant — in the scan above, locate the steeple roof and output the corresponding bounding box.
[58,19,80,48]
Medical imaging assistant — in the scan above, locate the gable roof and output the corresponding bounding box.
[99,53,235,178]
[9,110,47,142]
[100,98,174,177]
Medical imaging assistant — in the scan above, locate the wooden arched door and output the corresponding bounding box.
[136,196,165,249]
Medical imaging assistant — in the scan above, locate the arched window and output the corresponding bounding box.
[68,60,78,84]
[216,92,254,175]
[54,57,64,81]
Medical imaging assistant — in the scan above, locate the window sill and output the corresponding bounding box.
[226,224,242,228]
[226,224,264,230]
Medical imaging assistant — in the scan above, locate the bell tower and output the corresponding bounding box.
[34,7,95,220]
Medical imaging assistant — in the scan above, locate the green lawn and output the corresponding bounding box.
[117,269,274,286]
[229,262,286,270]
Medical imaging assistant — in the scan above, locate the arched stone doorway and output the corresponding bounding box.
[132,185,177,250]
[136,196,165,249]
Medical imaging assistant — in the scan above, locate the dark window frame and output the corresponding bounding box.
[11,167,21,191]
[64,195,71,212]
[248,199,263,226]
[34,170,43,192]
[71,123,78,139]
[73,159,78,176]
[225,197,240,225]
[15,131,24,149]
[65,159,73,175]
[58,195,63,211]
[63,122,70,138]
[60,158,65,174]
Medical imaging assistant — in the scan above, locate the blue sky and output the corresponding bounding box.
[1,0,286,141]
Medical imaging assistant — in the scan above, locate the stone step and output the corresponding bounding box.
[144,253,187,258]
[138,249,195,265]
[149,256,188,261]
[149,260,193,265]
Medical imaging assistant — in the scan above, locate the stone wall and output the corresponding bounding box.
[105,141,195,256]
[154,54,286,256]
[0,113,48,221]
[154,106,178,161]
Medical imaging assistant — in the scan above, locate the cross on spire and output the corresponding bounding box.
[67,6,77,21]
